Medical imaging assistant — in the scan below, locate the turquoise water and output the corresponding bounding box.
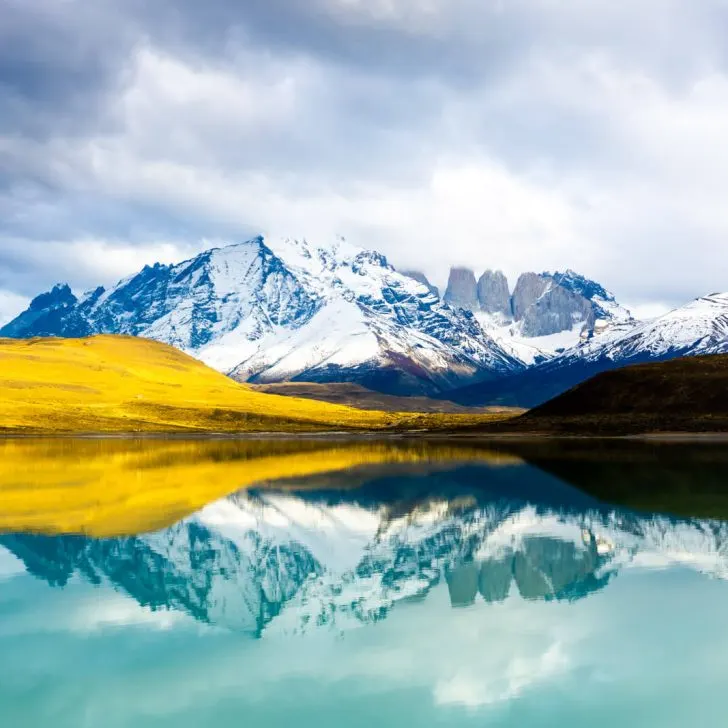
[2,442,728,726]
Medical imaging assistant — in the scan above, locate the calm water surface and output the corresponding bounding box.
[2,438,728,726]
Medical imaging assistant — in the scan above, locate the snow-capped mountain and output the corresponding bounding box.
[5,485,728,636]
[450,292,728,407]
[436,267,633,365]
[0,237,523,396]
[557,292,728,365]
[6,233,726,405]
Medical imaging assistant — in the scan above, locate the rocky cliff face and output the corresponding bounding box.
[438,266,631,364]
[510,273,550,321]
[477,270,512,319]
[512,273,595,337]
[444,267,479,310]
[442,267,627,340]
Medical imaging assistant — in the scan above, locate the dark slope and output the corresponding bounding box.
[478,354,728,435]
[444,357,616,408]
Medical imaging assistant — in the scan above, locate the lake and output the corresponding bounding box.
[2,437,728,726]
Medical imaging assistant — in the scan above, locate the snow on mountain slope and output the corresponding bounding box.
[474,314,588,366]
[136,241,319,354]
[0,237,523,396]
[225,238,522,392]
[554,292,728,366]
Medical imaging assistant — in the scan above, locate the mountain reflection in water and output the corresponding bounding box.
[3,438,728,636]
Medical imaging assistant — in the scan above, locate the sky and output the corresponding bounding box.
[2,0,728,324]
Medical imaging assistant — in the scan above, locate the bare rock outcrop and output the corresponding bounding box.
[512,273,593,337]
[444,267,478,310]
[477,270,512,318]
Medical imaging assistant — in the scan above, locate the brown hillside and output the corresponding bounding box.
[251,381,523,415]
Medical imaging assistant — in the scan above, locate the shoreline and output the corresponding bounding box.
[2,429,728,442]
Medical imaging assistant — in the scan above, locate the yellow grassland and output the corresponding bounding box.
[0,335,512,434]
[0,438,522,537]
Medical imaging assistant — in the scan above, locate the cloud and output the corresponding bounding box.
[2,0,728,312]
[0,233,203,297]
[433,641,569,707]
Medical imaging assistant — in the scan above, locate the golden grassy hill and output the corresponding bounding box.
[0,335,511,434]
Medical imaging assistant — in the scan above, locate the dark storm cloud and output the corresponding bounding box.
[0,0,722,168]
[0,0,132,138]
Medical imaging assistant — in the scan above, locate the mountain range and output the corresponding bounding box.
[3,236,727,405]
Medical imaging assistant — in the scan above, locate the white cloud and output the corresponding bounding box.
[623,301,674,321]
[433,641,569,707]
[0,234,204,296]
[63,238,203,286]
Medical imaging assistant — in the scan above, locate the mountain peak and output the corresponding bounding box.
[206,236,268,257]
[401,270,439,298]
[29,283,76,312]
[546,270,611,302]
